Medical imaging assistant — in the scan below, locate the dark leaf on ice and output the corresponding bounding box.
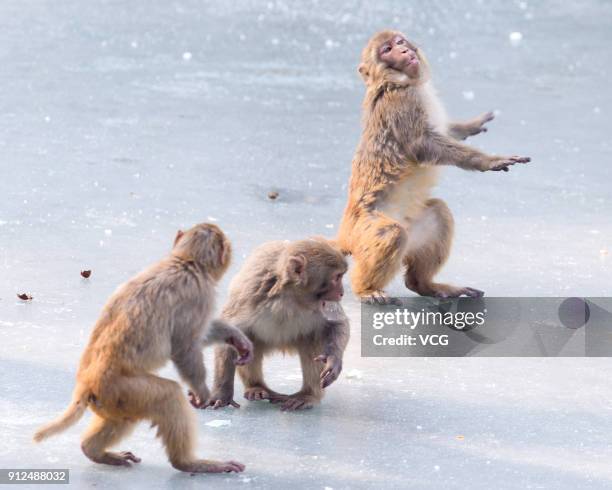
[17,293,32,301]
[81,270,92,278]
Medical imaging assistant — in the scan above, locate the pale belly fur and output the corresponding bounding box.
[379,81,448,225]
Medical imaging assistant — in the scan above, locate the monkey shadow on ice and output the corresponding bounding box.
[2,0,612,488]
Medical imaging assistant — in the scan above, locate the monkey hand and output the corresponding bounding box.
[486,155,531,172]
[466,111,495,138]
[204,391,241,410]
[226,333,253,366]
[188,389,212,409]
[314,354,343,389]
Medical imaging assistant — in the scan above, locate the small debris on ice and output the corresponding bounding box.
[462,90,475,101]
[456,435,465,441]
[182,51,192,61]
[345,369,363,380]
[17,293,33,301]
[81,270,92,278]
[268,191,279,200]
[509,32,523,46]
[205,419,231,428]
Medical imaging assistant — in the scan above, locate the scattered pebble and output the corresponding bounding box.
[81,270,92,278]
[509,32,523,46]
[268,191,279,200]
[205,419,231,428]
[17,293,33,301]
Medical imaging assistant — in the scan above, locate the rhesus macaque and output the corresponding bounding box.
[337,30,531,304]
[198,238,349,412]
[33,223,252,474]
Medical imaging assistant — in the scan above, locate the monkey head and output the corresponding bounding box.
[173,223,232,280]
[279,238,348,305]
[359,30,429,89]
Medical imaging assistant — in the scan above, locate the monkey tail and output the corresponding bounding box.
[33,384,90,443]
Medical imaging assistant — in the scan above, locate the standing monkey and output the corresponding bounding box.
[200,238,349,412]
[33,223,252,474]
[337,30,531,304]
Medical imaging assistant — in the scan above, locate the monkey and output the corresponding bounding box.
[196,238,349,412]
[337,30,531,304]
[33,223,252,474]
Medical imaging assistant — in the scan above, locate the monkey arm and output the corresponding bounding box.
[171,343,210,403]
[204,319,253,365]
[206,344,240,409]
[448,111,494,140]
[315,317,350,389]
[409,130,529,172]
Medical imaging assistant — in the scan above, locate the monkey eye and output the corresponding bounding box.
[381,45,392,54]
[396,38,404,45]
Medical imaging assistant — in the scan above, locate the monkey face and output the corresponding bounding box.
[378,35,420,77]
[315,270,345,303]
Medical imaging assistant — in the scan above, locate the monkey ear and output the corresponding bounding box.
[174,230,184,247]
[358,63,369,82]
[287,255,307,285]
[218,242,230,267]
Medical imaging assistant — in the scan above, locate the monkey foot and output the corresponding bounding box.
[175,459,245,473]
[280,394,319,411]
[244,386,288,404]
[360,291,401,306]
[98,451,141,467]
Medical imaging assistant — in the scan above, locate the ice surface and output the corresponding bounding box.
[1,0,612,488]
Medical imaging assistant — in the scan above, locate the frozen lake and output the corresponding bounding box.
[1,0,612,488]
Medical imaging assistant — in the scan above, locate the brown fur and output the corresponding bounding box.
[338,30,530,303]
[33,223,250,474]
[206,239,350,411]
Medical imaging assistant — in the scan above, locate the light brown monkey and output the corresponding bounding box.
[197,238,349,412]
[337,30,531,304]
[33,223,252,474]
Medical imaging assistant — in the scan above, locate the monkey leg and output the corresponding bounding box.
[280,342,324,411]
[403,198,484,298]
[81,415,140,466]
[95,374,244,473]
[350,214,407,304]
[238,344,287,404]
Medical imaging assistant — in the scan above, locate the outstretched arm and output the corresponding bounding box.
[448,111,494,140]
[408,129,530,172]
[203,319,253,365]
